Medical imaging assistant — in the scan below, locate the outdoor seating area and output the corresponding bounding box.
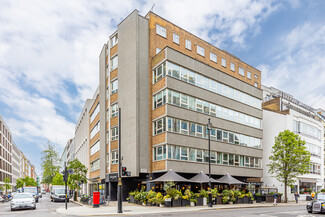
[127,170,268,207]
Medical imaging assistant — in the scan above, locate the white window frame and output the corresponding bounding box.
[111,103,118,118]
[156,24,166,38]
[230,63,235,71]
[185,39,191,50]
[111,151,118,164]
[111,79,118,94]
[156,48,161,54]
[180,147,188,161]
[247,71,251,79]
[111,127,118,141]
[239,67,245,76]
[90,122,100,139]
[222,58,226,67]
[110,55,118,71]
[90,140,100,156]
[210,52,217,63]
[197,45,205,56]
[90,103,100,123]
[110,34,118,48]
[173,33,179,44]
[180,120,189,135]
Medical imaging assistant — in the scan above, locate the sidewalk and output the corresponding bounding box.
[57,200,308,216]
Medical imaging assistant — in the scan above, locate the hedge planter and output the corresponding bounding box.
[129,195,135,204]
[255,196,262,203]
[172,198,181,207]
[216,196,223,204]
[236,198,244,204]
[165,198,172,207]
[181,199,190,207]
[243,197,249,204]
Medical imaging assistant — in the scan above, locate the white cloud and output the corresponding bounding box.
[260,22,325,109]
[0,0,281,171]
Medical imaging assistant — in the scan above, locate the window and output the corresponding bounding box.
[196,125,203,137]
[153,118,166,135]
[111,103,118,118]
[180,147,188,161]
[168,62,180,79]
[196,150,203,162]
[180,68,188,82]
[153,90,166,109]
[255,82,258,87]
[254,74,258,79]
[173,33,179,44]
[210,52,217,63]
[90,122,100,139]
[111,151,118,164]
[239,67,245,76]
[90,159,100,171]
[180,120,188,134]
[156,24,166,38]
[185,39,191,50]
[230,63,235,71]
[247,71,251,79]
[90,140,100,156]
[223,153,229,165]
[222,58,226,67]
[110,55,118,71]
[111,127,118,141]
[110,34,118,47]
[153,62,166,83]
[156,48,161,54]
[154,145,166,161]
[111,80,118,94]
[180,94,188,108]
[197,45,205,56]
[90,103,100,123]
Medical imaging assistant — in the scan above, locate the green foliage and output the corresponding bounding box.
[154,192,164,204]
[147,190,157,204]
[67,159,88,194]
[190,198,197,204]
[268,130,311,202]
[230,197,236,203]
[199,189,208,198]
[255,193,261,197]
[222,196,229,204]
[233,190,241,198]
[211,188,218,198]
[129,190,139,196]
[321,189,325,193]
[167,188,182,200]
[182,189,191,200]
[4,177,11,194]
[163,181,175,192]
[16,178,24,189]
[52,172,64,185]
[41,142,60,184]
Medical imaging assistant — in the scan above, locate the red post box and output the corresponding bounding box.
[93,191,100,208]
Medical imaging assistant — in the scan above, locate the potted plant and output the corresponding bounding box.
[229,197,236,205]
[237,194,244,204]
[129,191,138,204]
[146,190,157,206]
[167,188,182,207]
[164,195,172,207]
[222,196,229,204]
[154,192,163,207]
[190,198,197,206]
[197,189,208,206]
[255,193,262,203]
[181,189,191,206]
[211,188,218,205]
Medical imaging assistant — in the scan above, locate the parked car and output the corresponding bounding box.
[51,186,69,202]
[18,187,40,202]
[307,193,325,213]
[10,193,36,211]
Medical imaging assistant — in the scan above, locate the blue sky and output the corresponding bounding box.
[0,0,325,178]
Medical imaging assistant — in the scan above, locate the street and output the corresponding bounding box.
[129,206,324,217]
[0,194,77,217]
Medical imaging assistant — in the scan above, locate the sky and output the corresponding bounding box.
[0,0,325,178]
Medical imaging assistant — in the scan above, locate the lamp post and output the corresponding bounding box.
[206,118,212,207]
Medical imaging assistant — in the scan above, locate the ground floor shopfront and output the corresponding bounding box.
[102,172,262,201]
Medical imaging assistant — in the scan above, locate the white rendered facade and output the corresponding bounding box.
[74,98,94,195]
[262,86,324,201]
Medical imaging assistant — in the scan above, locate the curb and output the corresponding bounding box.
[70,200,83,206]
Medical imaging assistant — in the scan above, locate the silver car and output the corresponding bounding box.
[10,193,36,211]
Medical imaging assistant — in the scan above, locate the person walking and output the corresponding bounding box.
[294,192,300,203]
[273,191,279,206]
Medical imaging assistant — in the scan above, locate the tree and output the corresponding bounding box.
[67,159,88,200]
[268,130,311,203]
[52,172,64,185]
[16,178,25,189]
[4,177,11,194]
[41,141,60,184]
[23,176,37,187]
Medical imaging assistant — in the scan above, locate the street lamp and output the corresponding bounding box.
[206,118,212,207]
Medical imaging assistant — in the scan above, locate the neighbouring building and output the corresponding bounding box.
[74,98,94,195]
[0,115,13,189]
[262,85,324,200]
[87,10,263,201]
[11,142,21,189]
[60,142,68,169]
[66,138,75,163]
[316,108,325,185]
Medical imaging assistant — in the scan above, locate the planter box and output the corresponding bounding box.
[172,198,181,207]
[216,196,223,204]
[265,195,274,203]
[181,199,190,207]
[255,196,262,203]
[165,198,172,207]
[212,198,216,205]
[236,198,244,204]
[129,195,135,204]
[196,197,205,206]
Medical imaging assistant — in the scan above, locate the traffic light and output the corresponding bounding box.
[122,167,127,176]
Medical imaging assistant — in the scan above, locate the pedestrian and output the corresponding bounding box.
[273,191,279,206]
[294,192,300,203]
